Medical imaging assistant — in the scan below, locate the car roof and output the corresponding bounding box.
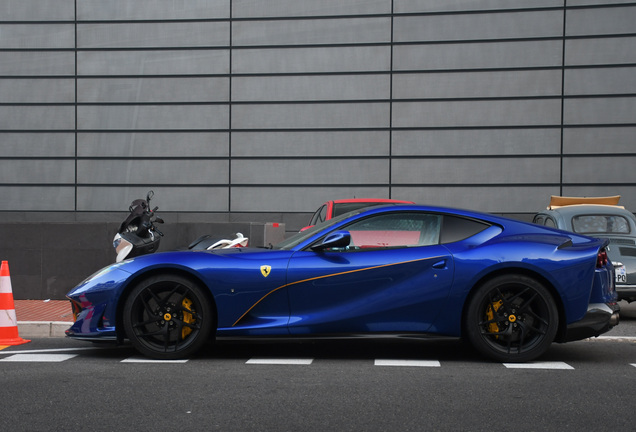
[331,198,414,204]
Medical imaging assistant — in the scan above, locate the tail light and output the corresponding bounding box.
[596,248,609,268]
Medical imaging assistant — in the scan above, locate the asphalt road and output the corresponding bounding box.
[1,302,635,432]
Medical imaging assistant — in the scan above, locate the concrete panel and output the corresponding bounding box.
[565,67,636,95]
[566,37,636,66]
[563,127,636,154]
[233,17,390,46]
[393,40,562,71]
[563,156,636,183]
[77,50,229,76]
[394,10,563,42]
[77,105,229,130]
[393,100,562,128]
[233,0,391,18]
[0,106,75,130]
[77,132,229,157]
[0,0,74,21]
[78,77,229,103]
[232,75,390,102]
[0,79,74,103]
[392,129,561,156]
[77,160,229,185]
[231,186,390,212]
[569,0,635,4]
[393,70,562,99]
[76,186,229,212]
[391,185,558,213]
[77,22,230,49]
[0,24,74,49]
[232,131,390,157]
[0,160,75,184]
[394,0,561,13]
[0,52,75,76]
[0,186,75,211]
[392,157,560,184]
[0,133,75,157]
[567,6,636,36]
[232,46,390,74]
[78,0,229,20]
[564,97,636,125]
[232,159,389,185]
[232,103,390,129]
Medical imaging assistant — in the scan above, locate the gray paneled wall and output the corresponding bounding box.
[1,0,636,222]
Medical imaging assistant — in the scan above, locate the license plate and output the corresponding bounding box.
[615,265,627,283]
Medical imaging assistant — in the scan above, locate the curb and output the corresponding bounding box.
[17,321,70,338]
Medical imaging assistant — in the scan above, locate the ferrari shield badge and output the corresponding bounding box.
[260,265,272,278]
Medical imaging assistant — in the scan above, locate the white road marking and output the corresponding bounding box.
[631,364,636,368]
[0,347,104,355]
[246,358,314,365]
[121,356,188,364]
[596,336,636,341]
[503,361,574,370]
[0,353,77,362]
[375,359,441,367]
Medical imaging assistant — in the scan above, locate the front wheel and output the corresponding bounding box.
[465,275,558,363]
[123,274,214,360]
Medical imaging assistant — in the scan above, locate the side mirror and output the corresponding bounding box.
[311,231,351,251]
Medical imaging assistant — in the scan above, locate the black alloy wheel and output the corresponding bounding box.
[465,274,558,363]
[123,274,214,360]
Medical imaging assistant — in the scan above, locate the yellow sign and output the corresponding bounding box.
[260,265,271,277]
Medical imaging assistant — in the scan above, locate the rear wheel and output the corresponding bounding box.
[123,274,214,360]
[465,275,558,363]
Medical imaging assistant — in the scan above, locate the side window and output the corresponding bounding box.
[440,215,489,244]
[337,212,442,250]
[309,204,327,226]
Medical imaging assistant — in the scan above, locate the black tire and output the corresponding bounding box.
[123,274,214,360]
[465,275,558,363]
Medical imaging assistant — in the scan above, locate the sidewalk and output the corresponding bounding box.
[14,300,73,338]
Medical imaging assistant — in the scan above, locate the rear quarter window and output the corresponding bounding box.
[571,214,631,234]
[440,215,490,244]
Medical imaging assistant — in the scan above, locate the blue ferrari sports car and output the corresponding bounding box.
[66,204,619,362]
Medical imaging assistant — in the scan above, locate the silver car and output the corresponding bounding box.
[534,196,636,302]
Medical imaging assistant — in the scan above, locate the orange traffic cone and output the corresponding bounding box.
[0,261,30,345]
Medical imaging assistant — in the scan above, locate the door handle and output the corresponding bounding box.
[432,260,447,269]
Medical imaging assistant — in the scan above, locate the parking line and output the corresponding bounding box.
[503,362,574,370]
[0,353,78,362]
[246,358,314,365]
[375,359,441,367]
[0,347,102,355]
[121,356,188,364]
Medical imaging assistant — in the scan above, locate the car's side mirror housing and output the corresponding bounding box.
[311,231,351,251]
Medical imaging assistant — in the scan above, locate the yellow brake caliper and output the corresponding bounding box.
[486,299,503,338]
[181,298,194,339]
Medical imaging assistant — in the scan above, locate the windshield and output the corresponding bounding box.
[274,209,365,250]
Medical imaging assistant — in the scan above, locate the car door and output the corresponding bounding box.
[285,212,455,335]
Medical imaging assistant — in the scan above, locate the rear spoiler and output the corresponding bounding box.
[548,195,622,210]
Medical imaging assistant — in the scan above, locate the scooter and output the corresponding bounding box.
[113,191,164,262]
[113,191,248,262]
[187,232,249,250]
